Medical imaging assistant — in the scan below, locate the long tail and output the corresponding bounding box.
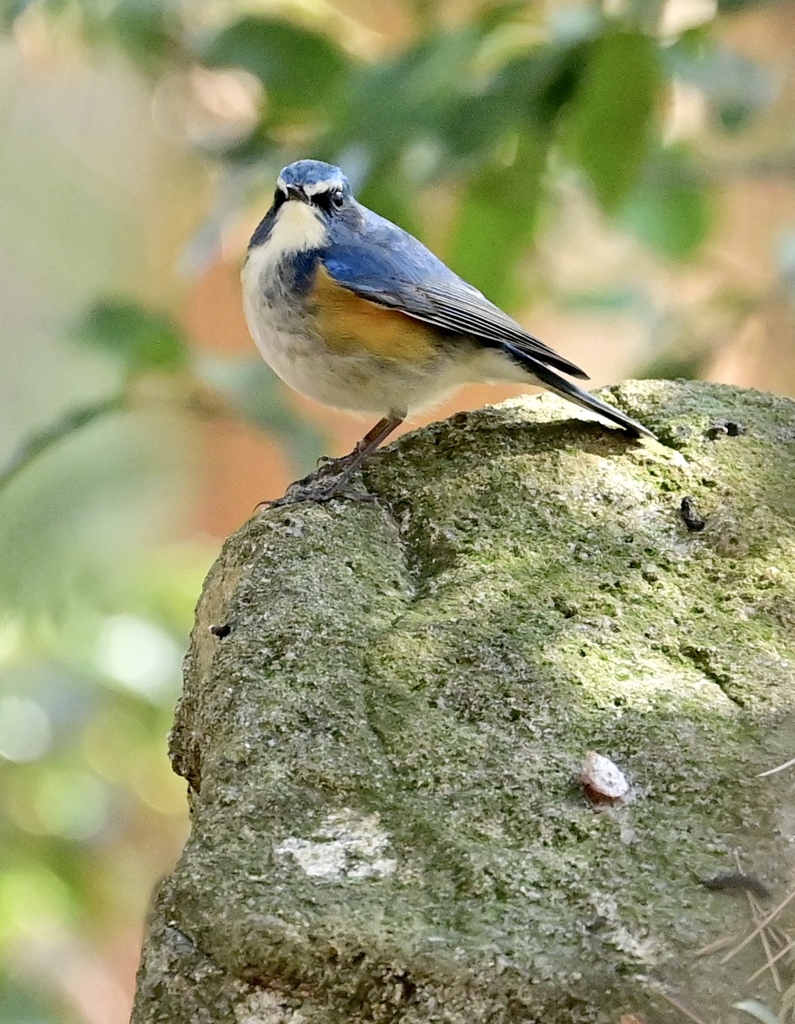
[502,343,655,440]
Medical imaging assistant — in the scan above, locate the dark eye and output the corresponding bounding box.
[330,188,344,210]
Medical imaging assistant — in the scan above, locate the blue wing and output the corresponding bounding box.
[320,205,589,380]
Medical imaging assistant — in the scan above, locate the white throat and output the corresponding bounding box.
[244,200,327,286]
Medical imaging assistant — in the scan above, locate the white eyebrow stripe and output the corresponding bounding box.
[302,179,342,196]
[276,178,344,198]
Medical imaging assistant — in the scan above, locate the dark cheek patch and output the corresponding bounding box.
[249,207,279,248]
[289,250,321,296]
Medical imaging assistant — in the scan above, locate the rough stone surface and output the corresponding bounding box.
[131,380,795,1024]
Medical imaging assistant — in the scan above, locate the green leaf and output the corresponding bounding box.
[0,0,28,30]
[0,974,60,1024]
[448,131,550,307]
[335,29,483,161]
[620,149,711,259]
[201,16,347,111]
[74,299,187,372]
[474,1,528,32]
[717,0,781,11]
[637,347,712,381]
[441,88,515,158]
[105,0,177,72]
[356,167,421,240]
[562,32,661,212]
[439,41,590,159]
[504,40,592,123]
[666,41,773,132]
[0,0,72,31]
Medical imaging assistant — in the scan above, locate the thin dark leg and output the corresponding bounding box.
[352,414,405,458]
[319,413,404,491]
[260,413,404,508]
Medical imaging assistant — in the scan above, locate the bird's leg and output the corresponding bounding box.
[316,415,403,470]
[327,414,404,487]
[262,414,404,508]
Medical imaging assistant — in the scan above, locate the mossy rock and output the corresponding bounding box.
[132,379,795,1024]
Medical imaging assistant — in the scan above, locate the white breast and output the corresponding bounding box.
[241,199,326,388]
[241,200,528,417]
[245,200,327,281]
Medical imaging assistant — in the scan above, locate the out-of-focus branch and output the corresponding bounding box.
[0,393,129,495]
[0,383,307,497]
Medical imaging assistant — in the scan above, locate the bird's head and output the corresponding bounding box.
[248,159,355,253]
[275,160,352,214]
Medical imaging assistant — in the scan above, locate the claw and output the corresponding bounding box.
[256,413,404,511]
[315,453,347,470]
[256,465,378,510]
[260,486,378,510]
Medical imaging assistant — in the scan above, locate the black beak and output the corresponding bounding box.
[285,184,309,204]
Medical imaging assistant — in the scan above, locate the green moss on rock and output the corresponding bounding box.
[132,380,795,1024]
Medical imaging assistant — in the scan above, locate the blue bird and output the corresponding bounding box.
[242,159,653,500]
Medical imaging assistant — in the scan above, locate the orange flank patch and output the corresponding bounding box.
[312,265,437,363]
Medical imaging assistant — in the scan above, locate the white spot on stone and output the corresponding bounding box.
[590,893,662,965]
[609,926,662,963]
[274,810,396,881]
[581,751,634,806]
[235,988,307,1023]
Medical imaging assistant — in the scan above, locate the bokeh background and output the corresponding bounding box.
[1,0,794,1021]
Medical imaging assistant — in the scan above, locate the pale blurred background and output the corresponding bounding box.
[0,0,793,1021]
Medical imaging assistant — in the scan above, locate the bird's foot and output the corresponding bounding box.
[316,452,351,471]
[256,460,377,510]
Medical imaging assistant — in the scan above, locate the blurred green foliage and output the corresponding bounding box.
[0,0,791,1021]
[203,15,348,110]
[74,300,188,372]
[562,32,660,211]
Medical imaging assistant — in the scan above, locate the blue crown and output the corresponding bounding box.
[278,160,348,191]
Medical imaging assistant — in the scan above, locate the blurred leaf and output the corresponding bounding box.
[74,299,187,372]
[0,0,27,30]
[2,0,179,69]
[441,88,515,159]
[104,0,178,72]
[441,41,590,160]
[717,0,782,10]
[201,16,348,112]
[0,974,59,1024]
[0,0,71,29]
[562,32,661,211]
[637,346,713,381]
[194,355,325,471]
[0,396,125,496]
[356,165,421,239]
[475,0,528,31]
[666,40,774,131]
[620,150,711,260]
[448,131,550,307]
[504,39,591,122]
[216,122,275,165]
[336,29,483,162]
[532,46,590,120]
